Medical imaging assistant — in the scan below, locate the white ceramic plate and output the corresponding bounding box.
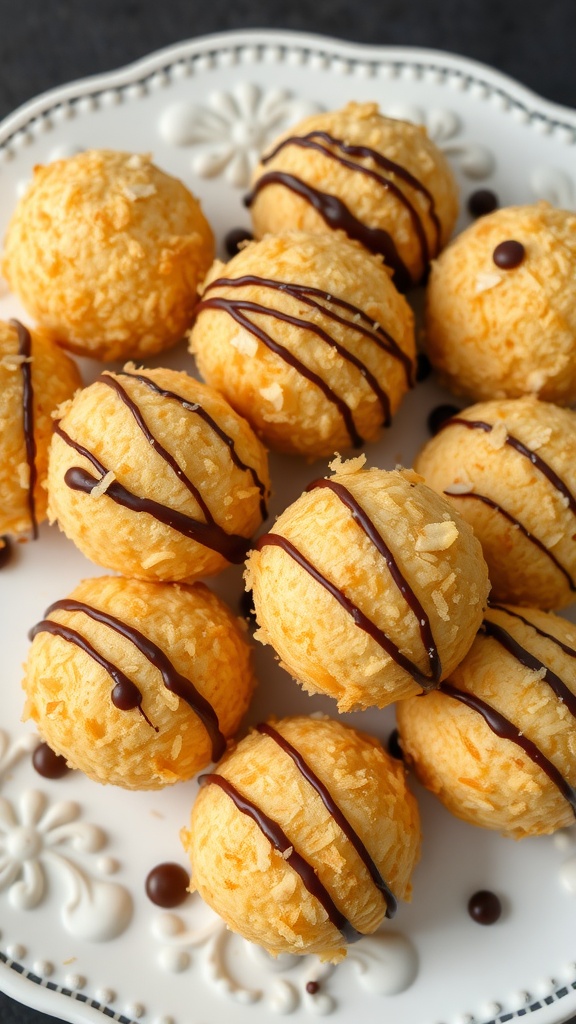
[1,29,575,1024]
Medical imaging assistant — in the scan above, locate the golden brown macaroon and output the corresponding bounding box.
[47,365,270,582]
[245,457,490,711]
[23,575,256,789]
[425,202,576,404]
[189,232,415,457]
[2,150,214,361]
[182,715,420,962]
[0,318,81,540]
[415,397,576,610]
[246,102,459,290]
[396,603,576,838]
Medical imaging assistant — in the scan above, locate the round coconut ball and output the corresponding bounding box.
[396,603,576,838]
[47,365,270,581]
[2,150,214,361]
[425,202,576,403]
[245,458,490,711]
[246,102,459,290]
[0,318,81,540]
[415,397,576,610]
[189,232,416,457]
[24,575,256,789]
[182,715,420,962]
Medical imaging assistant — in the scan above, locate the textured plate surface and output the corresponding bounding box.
[0,29,576,1024]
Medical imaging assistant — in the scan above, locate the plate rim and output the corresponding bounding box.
[0,28,575,151]
[0,26,575,1024]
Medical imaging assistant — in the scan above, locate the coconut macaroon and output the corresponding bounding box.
[425,202,576,404]
[0,318,81,541]
[189,232,416,457]
[245,458,490,711]
[24,576,256,789]
[2,150,214,361]
[246,103,459,291]
[415,397,576,610]
[182,715,420,962]
[47,366,270,582]
[396,603,576,838]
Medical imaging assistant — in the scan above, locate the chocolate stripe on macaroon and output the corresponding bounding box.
[10,319,38,539]
[198,772,363,943]
[256,721,397,918]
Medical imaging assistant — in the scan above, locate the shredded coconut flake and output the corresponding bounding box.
[122,182,156,200]
[230,331,258,357]
[90,470,116,498]
[415,521,459,552]
[474,271,502,294]
[524,426,552,451]
[445,468,475,495]
[282,846,293,860]
[487,421,508,449]
[328,452,367,475]
[259,382,284,410]
[1,353,32,370]
[140,550,176,569]
[126,154,146,169]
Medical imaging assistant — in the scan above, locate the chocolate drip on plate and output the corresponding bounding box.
[53,421,249,564]
[32,741,70,779]
[112,369,268,520]
[145,862,190,908]
[29,618,156,730]
[44,598,226,761]
[256,722,397,917]
[441,417,576,516]
[306,478,441,685]
[198,772,363,943]
[10,319,38,539]
[482,616,576,718]
[444,489,576,592]
[439,681,576,817]
[255,532,434,691]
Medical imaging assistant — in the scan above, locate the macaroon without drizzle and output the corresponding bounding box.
[415,396,576,609]
[2,150,214,361]
[246,102,459,290]
[397,603,576,838]
[47,366,270,582]
[182,715,421,962]
[0,319,81,541]
[245,458,490,711]
[24,576,256,789]
[189,232,416,457]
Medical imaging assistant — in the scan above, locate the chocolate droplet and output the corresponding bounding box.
[387,729,404,760]
[427,404,461,437]
[0,536,12,570]
[493,240,525,269]
[467,189,499,218]
[145,862,190,908]
[111,679,142,711]
[306,981,320,995]
[32,741,70,779]
[224,227,253,258]
[416,352,432,382]
[468,889,502,925]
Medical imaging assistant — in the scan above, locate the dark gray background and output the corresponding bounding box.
[0,1,575,1022]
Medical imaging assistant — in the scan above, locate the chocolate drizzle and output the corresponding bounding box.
[29,618,156,730]
[256,722,397,917]
[111,369,268,520]
[255,533,435,691]
[445,490,576,592]
[489,603,576,661]
[246,130,442,289]
[439,681,576,816]
[41,598,226,761]
[10,320,38,539]
[196,272,409,446]
[53,421,250,564]
[306,478,441,684]
[198,772,363,943]
[441,417,576,516]
[482,615,576,718]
